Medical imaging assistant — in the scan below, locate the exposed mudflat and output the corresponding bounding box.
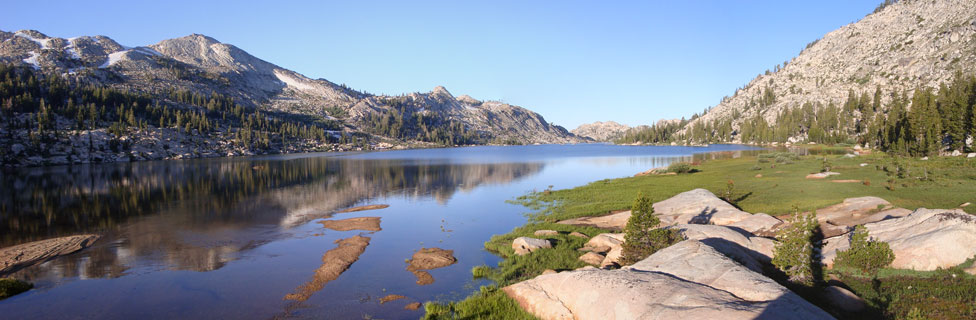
[404,302,422,310]
[336,204,390,213]
[318,217,382,232]
[379,294,406,304]
[0,235,100,276]
[284,235,371,302]
[406,248,457,285]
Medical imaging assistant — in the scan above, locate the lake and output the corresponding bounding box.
[0,143,760,319]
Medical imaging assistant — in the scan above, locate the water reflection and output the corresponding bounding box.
[0,144,773,319]
[1,157,543,280]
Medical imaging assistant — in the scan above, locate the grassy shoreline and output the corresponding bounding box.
[424,149,976,319]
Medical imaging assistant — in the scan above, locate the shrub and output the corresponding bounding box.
[723,179,735,203]
[471,265,494,279]
[0,278,32,300]
[772,208,821,285]
[905,307,927,320]
[667,162,692,174]
[821,157,832,173]
[834,225,895,276]
[422,285,534,319]
[620,192,683,265]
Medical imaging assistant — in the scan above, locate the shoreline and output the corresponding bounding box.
[426,148,976,318]
[2,141,762,170]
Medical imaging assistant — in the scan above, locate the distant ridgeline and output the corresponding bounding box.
[0,60,567,166]
[0,29,581,166]
[617,0,976,157]
[0,63,363,166]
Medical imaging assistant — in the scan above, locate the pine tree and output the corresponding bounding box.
[619,192,683,265]
[772,208,821,285]
[834,225,894,276]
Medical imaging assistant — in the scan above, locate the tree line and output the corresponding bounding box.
[622,72,976,157]
[362,97,480,146]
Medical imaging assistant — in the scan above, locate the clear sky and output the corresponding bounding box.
[3,0,879,129]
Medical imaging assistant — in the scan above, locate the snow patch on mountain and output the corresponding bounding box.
[22,51,40,69]
[100,51,128,68]
[15,31,52,49]
[274,70,318,92]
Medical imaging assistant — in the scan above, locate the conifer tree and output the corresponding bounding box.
[620,192,683,265]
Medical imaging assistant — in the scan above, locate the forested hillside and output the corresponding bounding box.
[0,30,582,166]
[618,0,976,156]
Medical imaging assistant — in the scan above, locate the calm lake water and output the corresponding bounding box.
[0,144,760,319]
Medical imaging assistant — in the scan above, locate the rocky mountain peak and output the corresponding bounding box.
[150,33,270,74]
[456,94,481,105]
[431,85,453,99]
[571,121,631,142]
[15,30,50,41]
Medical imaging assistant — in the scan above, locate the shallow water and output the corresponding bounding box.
[0,143,760,319]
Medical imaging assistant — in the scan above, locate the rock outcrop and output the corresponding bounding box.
[557,211,631,230]
[558,189,784,237]
[570,121,631,141]
[582,233,625,267]
[652,189,753,226]
[533,230,559,236]
[578,252,605,266]
[670,224,777,267]
[504,240,834,320]
[0,234,100,275]
[285,235,370,301]
[822,208,976,270]
[729,213,783,237]
[628,240,787,302]
[512,237,552,255]
[822,286,867,313]
[406,247,457,285]
[814,197,903,227]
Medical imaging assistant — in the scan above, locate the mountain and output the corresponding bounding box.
[0,30,581,166]
[652,0,976,152]
[571,121,630,141]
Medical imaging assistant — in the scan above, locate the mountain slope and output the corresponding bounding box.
[571,121,631,141]
[676,0,976,146]
[0,30,580,166]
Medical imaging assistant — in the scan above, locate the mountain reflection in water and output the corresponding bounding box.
[0,144,766,319]
[1,156,543,279]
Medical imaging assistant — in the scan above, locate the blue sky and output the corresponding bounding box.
[3,1,879,129]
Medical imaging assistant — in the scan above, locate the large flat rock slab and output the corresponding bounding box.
[670,224,776,264]
[558,189,758,231]
[628,240,786,302]
[557,211,631,231]
[0,234,100,275]
[505,239,833,320]
[652,188,753,226]
[823,208,976,270]
[729,214,783,237]
[815,197,893,227]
